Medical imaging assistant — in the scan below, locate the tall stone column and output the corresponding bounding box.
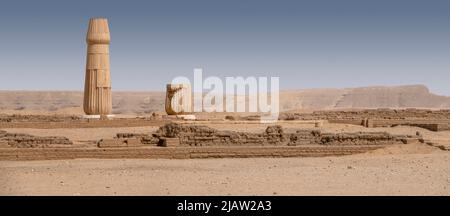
[83,18,112,117]
[165,84,192,115]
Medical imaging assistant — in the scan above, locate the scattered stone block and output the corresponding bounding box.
[98,139,126,148]
[160,138,180,147]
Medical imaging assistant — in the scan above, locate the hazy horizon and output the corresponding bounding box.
[1,0,449,95]
[1,84,448,98]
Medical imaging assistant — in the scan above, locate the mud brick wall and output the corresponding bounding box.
[154,123,285,146]
[0,145,386,161]
[0,114,80,123]
[153,123,417,147]
[410,123,450,132]
[97,137,146,148]
[367,119,450,132]
[288,130,321,145]
[279,109,450,121]
[318,132,406,146]
[115,133,159,145]
[0,118,165,129]
[0,130,72,148]
[278,109,450,131]
[288,130,409,146]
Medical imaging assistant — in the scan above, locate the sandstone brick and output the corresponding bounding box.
[126,138,144,147]
[160,138,180,147]
[98,139,126,148]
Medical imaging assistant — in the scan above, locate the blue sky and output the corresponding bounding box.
[0,0,449,95]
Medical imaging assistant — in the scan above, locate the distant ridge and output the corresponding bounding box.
[281,85,450,111]
[1,85,449,115]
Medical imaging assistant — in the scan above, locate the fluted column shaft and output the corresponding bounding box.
[83,18,112,115]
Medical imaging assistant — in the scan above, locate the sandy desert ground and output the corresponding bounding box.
[0,143,449,196]
[1,86,450,195]
[0,122,449,195]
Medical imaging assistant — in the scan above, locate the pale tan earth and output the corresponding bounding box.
[0,143,449,196]
[1,122,450,195]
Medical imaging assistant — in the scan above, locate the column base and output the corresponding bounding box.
[176,114,196,120]
[82,114,115,119]
[82,115,100,119]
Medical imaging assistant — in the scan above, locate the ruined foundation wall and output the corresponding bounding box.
[279,109,450,121]
[152,123,417,147]
[0,145,385,161]
[278,109,450,131]
[0,130,72,148]
[0,115,165,129]
[115,133,159,145]
[0,114,81,123]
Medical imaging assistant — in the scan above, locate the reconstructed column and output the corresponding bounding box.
[165,84,192,115]
[83,18,112,116]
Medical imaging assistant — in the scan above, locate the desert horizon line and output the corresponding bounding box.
[0,84,447,96]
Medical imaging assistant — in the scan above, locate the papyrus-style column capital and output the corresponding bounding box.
[83,18,112,116]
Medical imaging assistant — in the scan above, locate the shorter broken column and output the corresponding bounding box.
[165,84,193,115]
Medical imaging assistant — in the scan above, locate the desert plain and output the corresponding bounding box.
[1,85,450,195]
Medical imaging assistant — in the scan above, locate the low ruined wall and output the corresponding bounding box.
[279,109,450,121]
[278,109,450,131]
[154,124,286,146]
[115,133,159,145]
[0,118,166,129]
[0,145,386,161]
[0,114,81,123]
[0,130,72,148]
[152,123,418,147]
